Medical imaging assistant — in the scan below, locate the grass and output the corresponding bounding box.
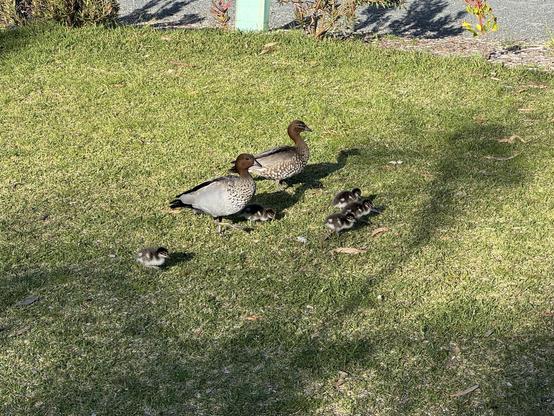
[0,23,553,415]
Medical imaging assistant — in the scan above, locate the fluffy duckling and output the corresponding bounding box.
[325,212,357,236]
[170,154,262,233]
[341,198,375,219]
[332,188,362,209]
[249,120,312,188]
[136,247,169,268]
[240,204,276,222]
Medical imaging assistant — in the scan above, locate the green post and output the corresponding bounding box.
[235,0,271,31]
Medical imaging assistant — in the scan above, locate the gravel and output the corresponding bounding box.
[118,0,554,42]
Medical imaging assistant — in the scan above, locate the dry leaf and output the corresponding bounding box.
[518,108,533,113]
[497,135,526,144]
[484,329,494,337]
[170,60,195,68]
[331,247,367,254]
[245,314,262,321]
[260,42,279,55]
[450,384,479,398]
[484,153,520,161]
[542,311,554,317]
[371,227,390,238]
[16,295,39,307]
[160,35,172,41]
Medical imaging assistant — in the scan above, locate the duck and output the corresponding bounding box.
[240,204,276,222]
[332,188,362,209]
[136,247,169,268]
[170,154,262,233]
[324,212,357,236]
[248,120,312,188]
[341,198,374,219]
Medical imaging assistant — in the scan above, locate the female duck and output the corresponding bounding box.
[170,154,262,233]
[249,120,312,188]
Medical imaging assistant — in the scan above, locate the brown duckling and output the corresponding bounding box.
[325,212,357,236]
[240,204,276,222]
[341,198,375,219]
[170,154,262,233]
[136,247,170,269]
[332,188,362,209]
[249,120,312,188]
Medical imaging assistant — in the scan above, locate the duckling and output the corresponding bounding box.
[332,188,362,209]
[341,198,375,219]
[136,247,169,268]
[249,120,312,188]
[170,154,262,233]
[240,204,276,222]
[325,212,357,236]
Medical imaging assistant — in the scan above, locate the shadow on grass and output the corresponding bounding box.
[253,149,360,213]
[3,122,552,415]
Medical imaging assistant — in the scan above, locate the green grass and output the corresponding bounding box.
[1,24,553,415]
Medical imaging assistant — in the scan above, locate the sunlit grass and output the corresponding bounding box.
[0,23,553,415]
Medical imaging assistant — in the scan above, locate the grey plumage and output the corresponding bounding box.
[170,154,261,233]
[249,120,312,184]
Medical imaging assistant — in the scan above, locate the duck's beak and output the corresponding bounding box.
[253,159,262,168]
[304,125,313,132]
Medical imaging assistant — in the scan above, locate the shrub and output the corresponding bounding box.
[0,0,119,27]
[278,0,403,39]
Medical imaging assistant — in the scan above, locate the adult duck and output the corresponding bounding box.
[170,154,261,233]
[249,120,312,187]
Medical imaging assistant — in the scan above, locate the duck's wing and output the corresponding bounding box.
[172,176,238,215]
[254,145,296,160]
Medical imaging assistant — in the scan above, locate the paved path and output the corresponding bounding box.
[119,0,554,41]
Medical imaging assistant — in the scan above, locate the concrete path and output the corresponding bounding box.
[119,0,554,41]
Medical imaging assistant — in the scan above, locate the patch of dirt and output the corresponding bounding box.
[364,35,554,72]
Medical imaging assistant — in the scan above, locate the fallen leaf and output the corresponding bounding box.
[450,384,479,398]
[497,135,526,144]
[484,153,520,161]
[518,108,533,113]
[160,35,172,41]
[331,247,367,254]
[16,295,39,307]
[490,76,501,81]
[371,227,390,238]
[484,329,494,337]
[169,60,195,68]
[245,314,262,321]
[10,327,29,337]
[542,311,554,317]
[260,42,279,55]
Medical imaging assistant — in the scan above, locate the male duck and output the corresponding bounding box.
[170,154,261,233]
[249,120,312,187]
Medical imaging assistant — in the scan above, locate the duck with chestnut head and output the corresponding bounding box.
[170,154,262,233]
[249,120,312,188]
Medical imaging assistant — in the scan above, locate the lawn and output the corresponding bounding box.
[0,24,553,415]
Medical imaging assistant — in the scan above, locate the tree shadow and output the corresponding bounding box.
[118,0,204,27]
[357,0,466,38]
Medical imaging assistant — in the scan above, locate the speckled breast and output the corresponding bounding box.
[226,177,256,212]
[271,151,309,180]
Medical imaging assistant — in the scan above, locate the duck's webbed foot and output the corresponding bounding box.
[276,179,289,190]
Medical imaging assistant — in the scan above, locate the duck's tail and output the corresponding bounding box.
[169,199,193,210]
